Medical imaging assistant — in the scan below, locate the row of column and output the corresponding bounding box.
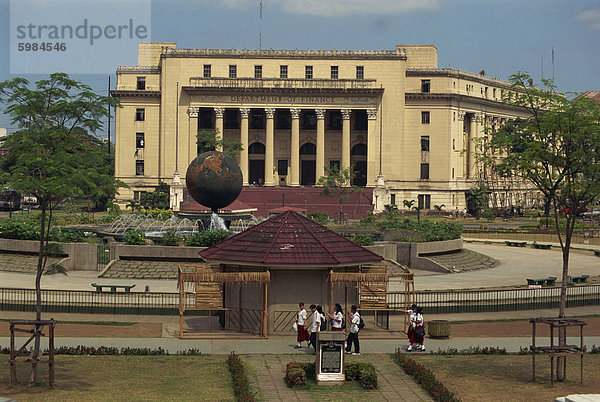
[190,107,377,187]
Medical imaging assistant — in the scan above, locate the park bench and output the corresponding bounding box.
[527,277,557,286]
[91,283,136,292]
[532,242,552,250]
[505,241,527,247]
[568,275,590,284]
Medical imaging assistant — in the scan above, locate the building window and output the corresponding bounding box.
[248,142,266,154]
[276,110,291,129]
[135,160,144,176]
[280,65,288,79]
[452,138,456,150]
[330,160,341,170]
[305,65,313,79]
[254,65,262,79]
[224,109,239,129]
[421,136,430,152]
[418,194,431,209]
[198,109,213,129]
[421,79,430,93]
[136,132,145,148]
[331,66,339,79]
[356,66,364,79]
[327,111,342,130]
[421,111,430,124]
[229,65,237,78]
[137,77,146,90]
[133,191,140,201]
[301,110,316,130]
[391,194,396,205]
[250,109,265,129]
[420,163,430,180]
[135,108,145,121]
[353,110,367,130]
[452,168,455,178]
[277,160,288,175]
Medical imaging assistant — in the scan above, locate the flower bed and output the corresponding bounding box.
[392,350,459,402]
[227,352,256,402]
[285,361,377,389]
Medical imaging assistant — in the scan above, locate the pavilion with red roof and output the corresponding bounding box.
[178,211,413,337]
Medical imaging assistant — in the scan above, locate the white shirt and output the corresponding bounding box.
[331,311,343,328]
[297,308,307,326]
[350,311,360,333]
[411,313,423,328]
[311,311,321,333]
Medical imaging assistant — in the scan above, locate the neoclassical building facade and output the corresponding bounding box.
[112,42,535,211]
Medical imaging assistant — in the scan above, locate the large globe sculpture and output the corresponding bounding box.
[185,151,243,212]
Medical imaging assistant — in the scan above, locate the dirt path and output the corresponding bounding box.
[451,317,600,337]
[0,322,162,338]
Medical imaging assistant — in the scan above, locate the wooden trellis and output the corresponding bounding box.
[9,319,55,386]
[178,264,270,338]
[328,263,415,334]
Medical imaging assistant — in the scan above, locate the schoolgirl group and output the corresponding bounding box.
[295,302,362,355]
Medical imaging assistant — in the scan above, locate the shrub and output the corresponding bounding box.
[227,352,256,402]
[348,233,374,246]
[123,230,146,245]
[345,362,378,389]
[392,350,459,402]
[184,230,231,247]
[51,228,85,243]
[160,230,183,246]
[138,208,173,219]
[285,362,307,386]
[360,215,462,242]
[431,346,507,355]
[307,212,330,225]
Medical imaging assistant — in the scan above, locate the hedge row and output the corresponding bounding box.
[285,361,377,389]
[227,352,256,402]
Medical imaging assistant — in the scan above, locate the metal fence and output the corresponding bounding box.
[388,284,600,314]
[2,285,599,316]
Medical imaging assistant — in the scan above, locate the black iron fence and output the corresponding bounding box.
[1,285,599,316]
[388,284,600,314]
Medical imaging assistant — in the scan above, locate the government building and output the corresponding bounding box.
[112,42,536,213]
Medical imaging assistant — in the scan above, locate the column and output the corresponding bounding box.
[264,108,275,186]
[469,113,481,179]
[366,108,379,186]
[214,107,224,152]
[341,109,351,171]
[240,108,250,186]
[458,111,466,178]
[290,108,300,187]
[188,107,199,164]
[316,109,326,181]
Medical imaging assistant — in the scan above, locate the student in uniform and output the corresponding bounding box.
[328,303,344,331]
[345,305,360,355]
[407,304,417,350]
[295,302,310,348]
[308,304,320,354]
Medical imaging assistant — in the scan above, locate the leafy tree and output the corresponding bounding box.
[197,129,243,159]
[486,72,600,380]
[466,186,489,220]
[402,199,415,210]
[317,164,358,222]
[434,204,445,212]
[140,182,170,209]
[0,73,121,383]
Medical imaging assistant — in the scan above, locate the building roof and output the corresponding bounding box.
[199,210,383,267]
[574,90,600,103]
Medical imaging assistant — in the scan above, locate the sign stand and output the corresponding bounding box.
[316,331,346,384]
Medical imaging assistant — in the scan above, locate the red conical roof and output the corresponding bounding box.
[199,210,383,266]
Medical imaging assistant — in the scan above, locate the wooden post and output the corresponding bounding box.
[262,279,268,337]
[10,322,16,384]
[49,319,55,387]
[329,270,334,314]
[531,320,536,382]
[239,285,243,333]
[344,285,349,334]
[550,323,554,385]
[580,324,584,384]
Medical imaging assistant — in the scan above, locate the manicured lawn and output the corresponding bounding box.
[0,356,234,401]
[412,354,600,401]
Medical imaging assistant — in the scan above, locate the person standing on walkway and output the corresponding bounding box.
[295,302,310,349]
[328,303,344,331]
[308,304,320,353]
[345,305,360,355]
[407,304,417,350]
[410,307,425,351]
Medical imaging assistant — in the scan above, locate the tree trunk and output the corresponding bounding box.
[30,204,47,385]
[556,214,575,381]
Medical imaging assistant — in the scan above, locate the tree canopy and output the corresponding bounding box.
[486,72,600,319]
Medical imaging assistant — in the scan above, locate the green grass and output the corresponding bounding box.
[411,354,600,401]
[0,356,234,401]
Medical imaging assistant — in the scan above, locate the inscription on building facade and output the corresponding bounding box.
[192,95,376,107]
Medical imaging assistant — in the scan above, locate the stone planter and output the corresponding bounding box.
[427,320,451,338]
